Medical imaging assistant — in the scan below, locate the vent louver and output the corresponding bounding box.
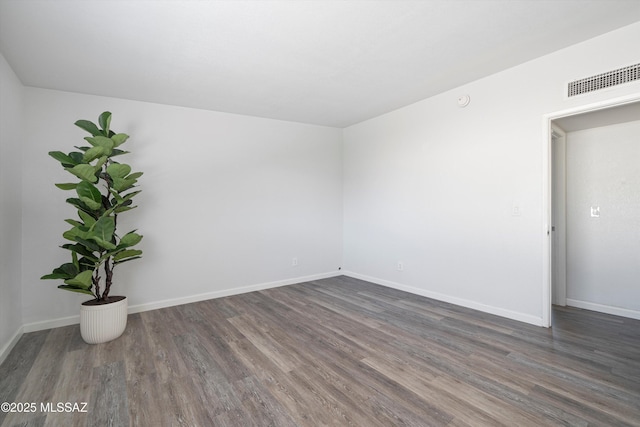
[568,63,640,97]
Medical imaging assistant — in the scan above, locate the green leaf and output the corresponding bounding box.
[101,206,117,218]
[65,164,98,183]
[109,190,139,211]
[127,172,143,180]
[75,119,101,136]
[74,237,101,252]
[90,216,115,242]
[121,190,141,201]
[65,198,95,216]
[111,133,129,147]
[95,156,107,170]
[57,285,95,296]
[41,273,68,280]
[76,181,103,211]
[49,151,77,166]
[63,226,89,242]
[85,135,115,149]
[41,262,79,280]
[118,232,143,248]
[62,229,77,242]
[78,256,97,270]
[109,189,124,203]
[78,210,96,227]
[65,219,83,227]
[114,205,136,214]
[72,250,79,270]
[83,137,114,161]
[79,197,102,210]
[107,163,131,179]
[65,197,84,209]
[76,181,102,204]
[64,270,93,289]
[113,249,142,262]
[98,111,111,135]
[55,183,78,190]
[69,152,85,164]
[89,237,117,250]
[114,256,142,265]
[112,177,137,192]
[110,149,130,157]
[61,243,98,260]
[83,145,108,162]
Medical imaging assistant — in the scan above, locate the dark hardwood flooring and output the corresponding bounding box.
[1,276,639,426]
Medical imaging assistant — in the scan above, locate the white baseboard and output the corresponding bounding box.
[342,271,545,327]
[21,271,342,333]
[0,325,24,366]
[23,315,80,333]
[128,271,341,314]
[566,298,640,320]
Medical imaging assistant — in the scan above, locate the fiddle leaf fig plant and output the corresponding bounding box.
[41,112,143,302]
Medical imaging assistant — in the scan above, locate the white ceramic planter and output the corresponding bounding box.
[80,296,128,344]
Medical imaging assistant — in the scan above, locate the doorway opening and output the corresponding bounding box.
[542,94,640,327]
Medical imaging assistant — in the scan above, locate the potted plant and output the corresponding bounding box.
[41,111,143,344]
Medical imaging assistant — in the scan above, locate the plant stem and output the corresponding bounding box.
[92,269,101,301]
[103,257,113,301]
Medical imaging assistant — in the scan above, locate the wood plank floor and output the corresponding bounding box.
[1,276,639,426]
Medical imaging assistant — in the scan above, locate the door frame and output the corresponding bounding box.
[551,124,566,307]
[541,93,640,327]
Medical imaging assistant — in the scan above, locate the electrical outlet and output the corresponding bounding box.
[512,204,521,216]
[397,261,404,271]
[292,257,298,267]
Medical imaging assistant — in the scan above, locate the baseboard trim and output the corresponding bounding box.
[21,271,342,333]
[0,325,24,366]
[23,315,80,333]
[566,298,640,320]
[342,271,544,327]
[128,271,342,314]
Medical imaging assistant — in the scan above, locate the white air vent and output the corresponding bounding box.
[568,63,640,97]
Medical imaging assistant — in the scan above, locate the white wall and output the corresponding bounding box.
[22,89,343,327]
[0,53,23,361]
[8,21,640,336]
[342,22,640,325]
[565,120,640,317]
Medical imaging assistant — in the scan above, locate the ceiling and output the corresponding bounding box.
[1,1,640,128]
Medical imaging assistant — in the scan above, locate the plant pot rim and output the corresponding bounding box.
[82,295,127,307]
